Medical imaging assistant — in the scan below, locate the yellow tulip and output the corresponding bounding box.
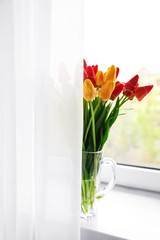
[104,65,116,86]
[83,79,97,102]
[95,70,104,86]
[98,81,115,101]
[98,65,117,101]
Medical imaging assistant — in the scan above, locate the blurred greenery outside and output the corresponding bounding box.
[104,71,160,169]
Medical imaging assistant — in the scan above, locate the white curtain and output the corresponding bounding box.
[0,0,83,239]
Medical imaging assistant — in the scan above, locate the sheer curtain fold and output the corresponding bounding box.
[0,1,16,239]
[0,0,83,239]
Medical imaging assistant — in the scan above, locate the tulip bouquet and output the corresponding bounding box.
[81,59,153,216]
[82,59,153,152]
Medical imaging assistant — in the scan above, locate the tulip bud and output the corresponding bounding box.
[95,70,104,86]
[83,79,98,102]
[104,65,117,84]
[135,85,153,101]
[125,75,139,91]
[110,83,124,100]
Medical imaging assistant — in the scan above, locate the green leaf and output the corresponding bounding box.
[90,101,96,152]
[98,98,120,150]
[107,97,120,128]
[92,97,99,110]
[100,120,110,149]
[95,103,111,134]
[94,100,104,123]
[95,103,112,150]
[121,107,134,111]
[118,113,126,116]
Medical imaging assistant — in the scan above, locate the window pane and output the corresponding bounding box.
[84,0,160,168]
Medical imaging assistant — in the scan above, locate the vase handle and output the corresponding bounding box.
[95,157,117,199]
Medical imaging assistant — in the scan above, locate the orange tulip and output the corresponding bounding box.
[83,79,97,102]
[95,70,104,86]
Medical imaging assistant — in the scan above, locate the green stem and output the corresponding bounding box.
[84,99,101,146]
[90,101,96,152]
[120,95,134,107]
[119,95,127,106]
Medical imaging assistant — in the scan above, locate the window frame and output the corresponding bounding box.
[101,164,160,192]
[84,0,160,194]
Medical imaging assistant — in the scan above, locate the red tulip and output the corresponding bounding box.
[123,90,134,98]
[86,66,96,87]
[83,59,98,87]
[135,85,153,101]
[110,83,124,100]
[116,80,125,86]
[125,75,139,91]
[92,65,98,75]
[116,67,120,79]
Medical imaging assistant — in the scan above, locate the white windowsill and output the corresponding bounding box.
[81,186,160,240]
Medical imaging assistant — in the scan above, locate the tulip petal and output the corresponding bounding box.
[83,59,87,71]
[135,85,153,101]
[83,68,88,81]
[116,67,120,79]
[92,65,98,75]
[83,79,98,102]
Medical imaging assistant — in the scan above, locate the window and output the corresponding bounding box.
[84,0,160,170]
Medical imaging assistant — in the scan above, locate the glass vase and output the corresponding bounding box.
[81,151,116,220]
